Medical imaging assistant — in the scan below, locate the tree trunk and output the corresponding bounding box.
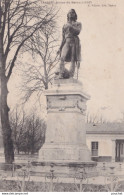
[0,21,14,163]
[1,73,14,163]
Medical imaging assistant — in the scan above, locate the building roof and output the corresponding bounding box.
[86,123,124,134]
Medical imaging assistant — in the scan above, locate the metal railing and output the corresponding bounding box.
[0,161,124,191]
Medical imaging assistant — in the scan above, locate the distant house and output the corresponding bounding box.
[86,123,124,162]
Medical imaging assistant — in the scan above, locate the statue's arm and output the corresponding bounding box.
[71,22,82,36]
[58,26,65,53]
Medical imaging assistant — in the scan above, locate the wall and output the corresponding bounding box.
[86,134,113,156]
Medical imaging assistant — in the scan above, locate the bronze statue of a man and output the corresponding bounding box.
[55,9,82,79]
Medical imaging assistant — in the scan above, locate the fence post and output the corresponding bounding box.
[119,163,122,171]
[109,166,115,192]
[103,162,106,170]
[79,167,85,192]
[12,162,15,177]
[21,168,26,192]
[49,163,54,192]
[27,160,31,179]
[80,177,83,192]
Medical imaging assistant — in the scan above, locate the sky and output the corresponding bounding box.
[8,0,124,122]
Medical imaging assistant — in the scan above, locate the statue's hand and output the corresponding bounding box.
[65,23,73,30]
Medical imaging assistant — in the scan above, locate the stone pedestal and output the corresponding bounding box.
[39,78,91,162]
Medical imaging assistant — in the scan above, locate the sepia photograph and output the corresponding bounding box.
[0,0,124,192]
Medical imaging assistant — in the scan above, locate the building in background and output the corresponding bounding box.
[86,123,124,162]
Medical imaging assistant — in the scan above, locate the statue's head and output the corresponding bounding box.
[67,9,77,22]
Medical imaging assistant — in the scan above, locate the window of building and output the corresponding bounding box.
[91,142,98,156]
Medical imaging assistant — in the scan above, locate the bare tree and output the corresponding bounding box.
[0,0,58,163]
[23,113,46,154]
[19,17,59,102]
[10,107,26,154]
[86,112,107,124]
[10,107,46,155]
